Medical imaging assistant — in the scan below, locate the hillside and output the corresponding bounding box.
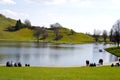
[46,27,94,43]
[0,14,94,43]
[0,15,33,41]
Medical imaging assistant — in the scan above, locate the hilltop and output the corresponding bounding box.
[0,14,94,43]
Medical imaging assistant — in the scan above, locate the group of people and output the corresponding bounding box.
[86,59,103,67]
[6,61,30,67]
[111,59,120,67]
[6,61,22,67]
[111,63,120,67]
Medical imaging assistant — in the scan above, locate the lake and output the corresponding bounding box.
[0,42,118,66]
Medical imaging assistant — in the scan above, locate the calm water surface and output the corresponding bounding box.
[0,42,118,66]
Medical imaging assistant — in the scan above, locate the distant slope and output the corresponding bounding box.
[0,14,94,43]
[45,28,94,43]
[0,15,34,41]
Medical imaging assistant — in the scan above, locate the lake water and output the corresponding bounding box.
[0,42,118,66]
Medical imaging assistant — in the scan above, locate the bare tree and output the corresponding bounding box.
[33,27,48,42]
[102,30,107,42]
[50,23,63,40]
[40,27,48,41]
[24,19,31,28]
[50,23,62,28]
[93,29,101,42]
[109,29,114,42]
[33,27,42,42]
[111,19,120,47]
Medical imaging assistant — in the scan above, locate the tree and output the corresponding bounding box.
[53,27,63,40]
[40,27,48,41]
[111,19,120,47]
[102,30,107,42]
[50,23,63,40]
[42,31,48,40]
[24,19,31,28]
[50,23,62,28]
[109,29,114,42]
[70,29,75,35]
[33,27,48,42]
[93,29,101,42]
[33,27,42,42]
[15,19,23,30]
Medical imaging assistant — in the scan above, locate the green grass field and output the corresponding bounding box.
[0,66,120,80]
[105,47,120,57]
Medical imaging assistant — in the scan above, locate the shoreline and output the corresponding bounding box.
[0,61,119,68]
[0,40,95,45]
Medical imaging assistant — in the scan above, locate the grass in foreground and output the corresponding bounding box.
[105,47,120,57]
[0,66,120,80]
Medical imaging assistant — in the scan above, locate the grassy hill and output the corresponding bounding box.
[46,27,94,43]
[0,15,94,43]
[0,15,34,41]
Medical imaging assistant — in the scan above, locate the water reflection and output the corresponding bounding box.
[0,42,118,66]
[92,43,118,64]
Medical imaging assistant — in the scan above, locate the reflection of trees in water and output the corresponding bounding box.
[49,53,59,61]
[34,42,48,48]
[109,54,118,62]
[50,45,75,50]
[22,53,30,63]
[13,47,22,62]
[48,49,74,63]
[50,46,74,50]
[34,43,75,50]
[93,43,118,63]
[0,53,21,64]
[0,54,4,63]
[92,43,106,63]
[92,44,99,63]
[14,53,21,62]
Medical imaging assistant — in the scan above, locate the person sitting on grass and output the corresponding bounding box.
[14,63,17,67]
[18,62,22,67]
[6,61,10,67]
[86,60,89,66]
[25,64,30,67]
[99,59,103,65]
[111,63,114,67]
[6,61,13,67]
[115,63,120,67]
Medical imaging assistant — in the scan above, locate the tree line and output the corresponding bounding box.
[7,19,31,31]
[92,19,120,47]
[6,18,120,47]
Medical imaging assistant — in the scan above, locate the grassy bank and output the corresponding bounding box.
[105,47,120,57]
[0,66,120,80]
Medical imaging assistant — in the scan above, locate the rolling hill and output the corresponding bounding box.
[0,14,94,43]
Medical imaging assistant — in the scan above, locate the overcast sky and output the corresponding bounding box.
[0,0,120,34]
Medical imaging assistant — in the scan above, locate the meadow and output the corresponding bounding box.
[0,66,120,80]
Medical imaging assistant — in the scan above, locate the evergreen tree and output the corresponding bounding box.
[15,19,23,30]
